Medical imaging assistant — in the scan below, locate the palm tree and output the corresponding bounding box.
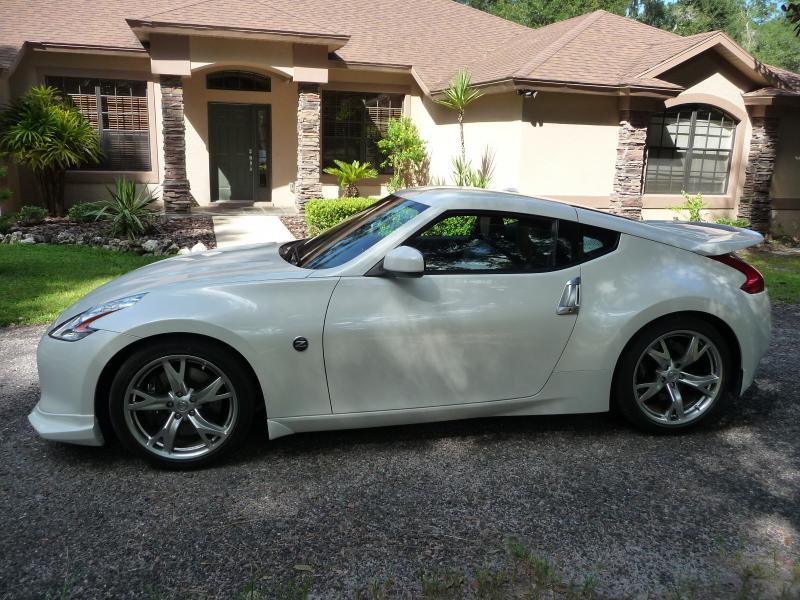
[323,159,378,197]
[0,85,102,215]
[435,70,483,165]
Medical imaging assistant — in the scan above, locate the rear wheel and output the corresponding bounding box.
[614,317,734,432]
[108,338,256,468]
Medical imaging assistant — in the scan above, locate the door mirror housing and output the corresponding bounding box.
[381,246,424,278]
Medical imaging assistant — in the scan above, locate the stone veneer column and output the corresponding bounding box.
[737,115,780,234]
[295,83,323,210]
[160,76,192,213]
[609,109,650,220]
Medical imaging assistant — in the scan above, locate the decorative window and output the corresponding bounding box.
[46,76,151,171]
[321,91,403,173]
[206,71,271,92]
[644,105,736,195]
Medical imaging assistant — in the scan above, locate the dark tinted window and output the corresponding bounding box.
[553,220,619,267]
[207,71,271,92]
[406,212,557,273]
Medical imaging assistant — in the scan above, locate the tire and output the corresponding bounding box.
[108,337,257,469]
[613,316,735,433]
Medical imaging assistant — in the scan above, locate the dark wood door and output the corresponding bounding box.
[208,103,271,202]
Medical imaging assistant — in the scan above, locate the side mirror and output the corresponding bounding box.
[381,246,424,278]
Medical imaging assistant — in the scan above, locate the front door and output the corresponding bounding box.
[322,211,582,414]
[208,103,271,202]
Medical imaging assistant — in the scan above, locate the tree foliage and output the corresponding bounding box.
[322,159,378,198]
[459,0,800,70]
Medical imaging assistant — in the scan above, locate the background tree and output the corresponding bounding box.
[0,86,101,216]
[435,70,483,166]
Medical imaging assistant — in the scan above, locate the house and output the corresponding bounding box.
[1,0,799,234]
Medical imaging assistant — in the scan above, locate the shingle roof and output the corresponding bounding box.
[1,1,798,97]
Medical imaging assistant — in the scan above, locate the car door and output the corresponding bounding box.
[323,210,582,414]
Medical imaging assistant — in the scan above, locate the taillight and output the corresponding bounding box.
[711,253,765,294]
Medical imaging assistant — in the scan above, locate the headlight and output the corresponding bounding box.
[49,293,147,341]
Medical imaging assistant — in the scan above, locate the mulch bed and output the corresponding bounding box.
[280,215,307,239]
[2,215,216,254]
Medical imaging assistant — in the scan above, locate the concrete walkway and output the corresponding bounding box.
[212,215,295,248]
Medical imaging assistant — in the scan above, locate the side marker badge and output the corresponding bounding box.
[293,337,309,352]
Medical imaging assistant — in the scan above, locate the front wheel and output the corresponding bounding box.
[614,317,735,432]
[108,338,256,468]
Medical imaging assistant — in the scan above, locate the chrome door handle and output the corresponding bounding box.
[557,277,581,315]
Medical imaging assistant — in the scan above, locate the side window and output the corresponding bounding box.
[580,224,619,260]
[406,212,557,273]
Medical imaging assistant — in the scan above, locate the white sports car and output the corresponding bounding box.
[29,189,770,468]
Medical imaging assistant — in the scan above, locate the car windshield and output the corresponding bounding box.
[287,195,429,269]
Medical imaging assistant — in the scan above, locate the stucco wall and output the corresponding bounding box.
[518,93,619,201]
[409,90,523,192]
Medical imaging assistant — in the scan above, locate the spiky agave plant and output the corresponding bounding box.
[92,178,158,240]
[323,159,378,198]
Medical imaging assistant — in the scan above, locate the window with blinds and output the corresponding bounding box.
[321,92,403,173]
[46,76,152,171]
[644,105,736,195]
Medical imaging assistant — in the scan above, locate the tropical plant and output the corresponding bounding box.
[91,178,157,239]
[672,191,708,222]
[377,117,429,190]
[449,147,495,189]
[435,70,483,165]
[16,204,48,226]
[0,86,102,216]
[304,197,378,235]
[323,159,378,198]
[451,156,473,187]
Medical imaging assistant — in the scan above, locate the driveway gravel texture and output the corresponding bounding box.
[0,305,798,599]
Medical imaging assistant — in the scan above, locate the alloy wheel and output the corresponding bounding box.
[122,354,238,460]
[632,330,724,426]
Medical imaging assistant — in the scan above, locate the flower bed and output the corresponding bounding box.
[0,215,216,255]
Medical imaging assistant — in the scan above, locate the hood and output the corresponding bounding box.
[59,242,308,320]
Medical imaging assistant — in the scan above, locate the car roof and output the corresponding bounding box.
[394,187,581,221]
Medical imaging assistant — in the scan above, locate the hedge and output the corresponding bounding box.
[304,197,378,236]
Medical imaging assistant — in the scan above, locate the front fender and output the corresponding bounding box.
[96,278,339,418]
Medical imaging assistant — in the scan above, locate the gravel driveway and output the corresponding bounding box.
[1,306,798,599]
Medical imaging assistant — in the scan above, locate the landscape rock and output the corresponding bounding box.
[178,247,191,255]
[141,239,162,253]
[19,237,36,245]
[191,242,207,253]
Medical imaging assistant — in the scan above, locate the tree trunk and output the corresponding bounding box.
[35,169,67,216]
[458,110,465,165]
[344,183,359,198]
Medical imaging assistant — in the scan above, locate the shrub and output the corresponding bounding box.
[67,201,104,223]
[0,85,102,216]
[305,197,378,236]
[671,191,708,222]
[377,117,429,190]
[92,178,157,239]
[322,159,378,198]
[16,204,47,226]
[716,216,751,228]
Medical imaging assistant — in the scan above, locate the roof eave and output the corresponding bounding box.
[429,76,682,98]
[126,19,350,51]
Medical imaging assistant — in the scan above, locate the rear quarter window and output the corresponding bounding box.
[556,221,619,266]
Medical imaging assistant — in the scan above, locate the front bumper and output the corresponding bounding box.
[28,327,138,446]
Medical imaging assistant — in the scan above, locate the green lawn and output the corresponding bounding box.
[741,250,800,304]
[0,244,164,327]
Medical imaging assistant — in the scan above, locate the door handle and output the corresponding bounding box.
[248,149,253,173]
[556,277,581,315]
